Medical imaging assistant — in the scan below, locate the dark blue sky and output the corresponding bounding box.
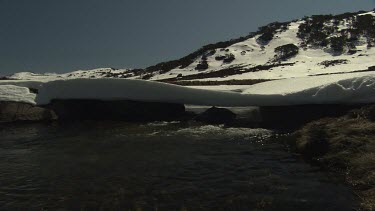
[1,0,374,75]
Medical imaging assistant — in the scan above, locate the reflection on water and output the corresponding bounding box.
[0,121,357,210]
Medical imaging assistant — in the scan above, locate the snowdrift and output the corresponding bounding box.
[35,79,264,106]
[0,85,36,104]
[1,73,374,106]
[36,75,375,106]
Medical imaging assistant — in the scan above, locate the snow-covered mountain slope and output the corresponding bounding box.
[7,68,135,81]
[4,9,375,84]
[145,10,375,82]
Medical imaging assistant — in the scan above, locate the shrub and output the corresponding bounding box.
[223,54,235,64]
[141,73,153,80]
[330,36,347,52]
[215,55,226,61]
[207,49,216,56]
[257,32,274,45]
[318,59,348,67]
[256,22,288,46]
[297,122,330,161]
[195,60,209,70]
[354,14,375,32]
[273,44,299,62]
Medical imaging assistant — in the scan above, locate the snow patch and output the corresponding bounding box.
[0,85,36,104]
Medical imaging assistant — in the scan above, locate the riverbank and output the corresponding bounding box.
[293,105,375,210]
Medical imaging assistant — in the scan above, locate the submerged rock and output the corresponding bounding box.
[195,106,236,124]
[0,101,56,123]
[46,99,186,121]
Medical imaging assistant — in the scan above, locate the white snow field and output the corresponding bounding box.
[1,71,374,106]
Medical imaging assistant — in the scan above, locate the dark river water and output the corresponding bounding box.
[0,121,357,210]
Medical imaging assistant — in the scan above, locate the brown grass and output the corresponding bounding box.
[295,105,375,210]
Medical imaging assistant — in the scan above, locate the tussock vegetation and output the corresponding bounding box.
[295,105,375,210]
[163,79,271,86]
[159,63,294,82]
[318,59,349,67]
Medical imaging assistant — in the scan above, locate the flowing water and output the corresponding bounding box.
[0,121,357,210]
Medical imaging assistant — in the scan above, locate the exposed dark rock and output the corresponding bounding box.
[368,65,375,71]
[195,106,236,124]
[46,99,186,121]
[28,87,39,94]
[0,101,57,123]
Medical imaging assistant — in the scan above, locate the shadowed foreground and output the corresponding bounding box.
[295,105,375,210]
[0,121,357,210]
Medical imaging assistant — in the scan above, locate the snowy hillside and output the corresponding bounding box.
[7,68,135,81]
[3,9,375,86]
[145,10,375,83]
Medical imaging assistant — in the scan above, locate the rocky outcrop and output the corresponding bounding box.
[46,99,186,121]
[0,101,57,123]
[195,106,236,124]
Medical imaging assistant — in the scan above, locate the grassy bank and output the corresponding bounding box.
[293,105,375,210]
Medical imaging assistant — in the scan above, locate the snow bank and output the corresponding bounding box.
[35,75,375,106]
[242,72,375,95]
[1,72,375,107]
[0,85,36,104]
[294,76,375,104]
[35,79,266,106]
